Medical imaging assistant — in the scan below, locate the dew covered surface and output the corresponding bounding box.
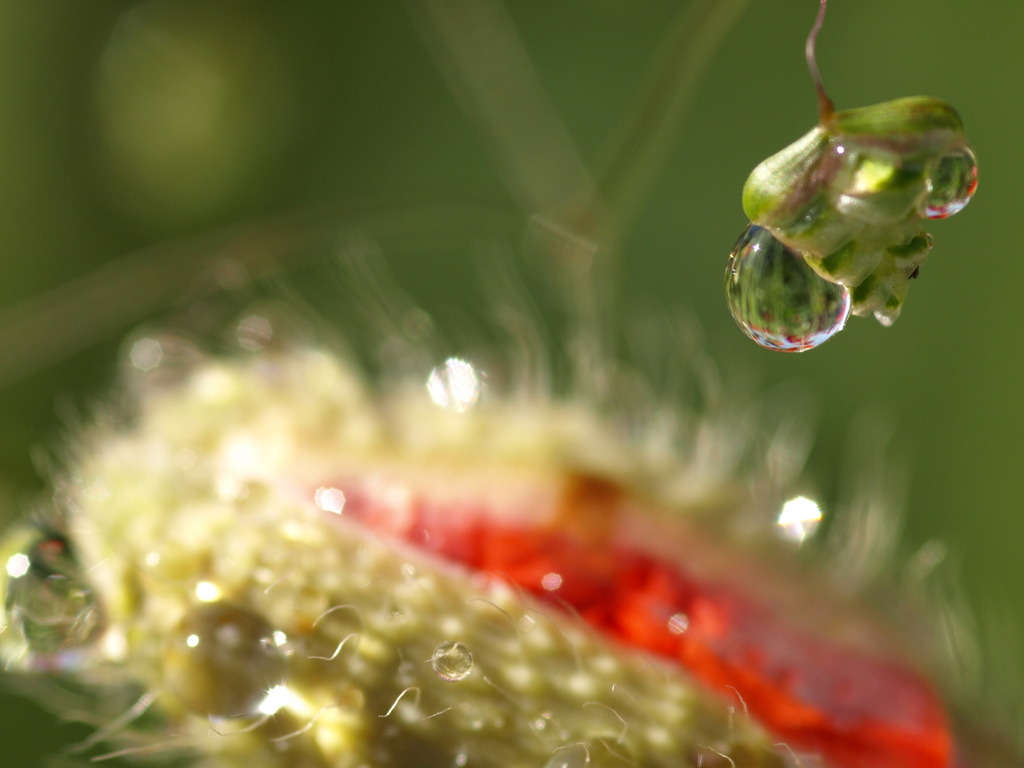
[0,333,979,768]
[4,342,802,768]
[320,465,953,768]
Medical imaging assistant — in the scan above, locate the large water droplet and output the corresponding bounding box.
[4,535,104,658]
[431,640,474,681]
[922,146,978,219]
[164,601,287,718]
[725,224,851,352]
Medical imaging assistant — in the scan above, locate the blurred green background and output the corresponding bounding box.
[0,0,1018,763]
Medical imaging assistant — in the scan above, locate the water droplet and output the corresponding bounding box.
[3,535,104,658]
[667,612,689,635]
[543,744,590,768]
[431,640,474,681]
[164,601,287,718]
[776,495,824,544]
[314,486,346,514]
[541,572,563,591]
[426,357,483,412]
[725,224,851,352]
[531,712,554,732]
[236,313,275,351]
[232,304,303,353]
[128,336,164,371]
[922,146,978,219]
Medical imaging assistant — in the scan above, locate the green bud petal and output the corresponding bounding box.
[832,96,964,140]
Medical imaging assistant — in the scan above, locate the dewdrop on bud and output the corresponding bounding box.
[1,532,104,667]
[726,224,851,352]
[431,640,474,681]
[923,146,979,219]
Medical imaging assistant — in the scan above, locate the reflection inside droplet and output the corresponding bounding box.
[426,357,482,412]
[923,146,978,219]
[257,683,300,716]
[725,224,851,352]
[431,640,474,681]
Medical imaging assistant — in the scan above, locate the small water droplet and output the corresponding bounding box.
[776,495,823,544]
[236,313,275,351]
[426,357,483,412]
[725,224,851,352]
[922,146,978,219]
[543,744,590,768]
[431,640,474,681]
[667,612,689,635]
[531,712,554,732]
[123,331,202,385]
[164,601,287,718]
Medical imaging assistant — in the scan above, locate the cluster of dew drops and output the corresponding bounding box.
[725,151,977,353]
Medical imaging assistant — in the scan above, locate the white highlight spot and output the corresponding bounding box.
[426,357,482,413]
[185,633,200,649]
[101,627,128,660]
[5,553,29,579]
[195,581,222,602]
[541,572,563,591]
[776,495,823,543]
[258,684,299,716]
[223,434,262,475]
[314,486,346,514]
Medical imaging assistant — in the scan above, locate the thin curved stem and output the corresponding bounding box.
[592,0,754,250]
[0,202,520,389]
[806,0,835,122]
[403,0,754,399]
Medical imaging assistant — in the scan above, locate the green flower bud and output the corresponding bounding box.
[740,96,976,324]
